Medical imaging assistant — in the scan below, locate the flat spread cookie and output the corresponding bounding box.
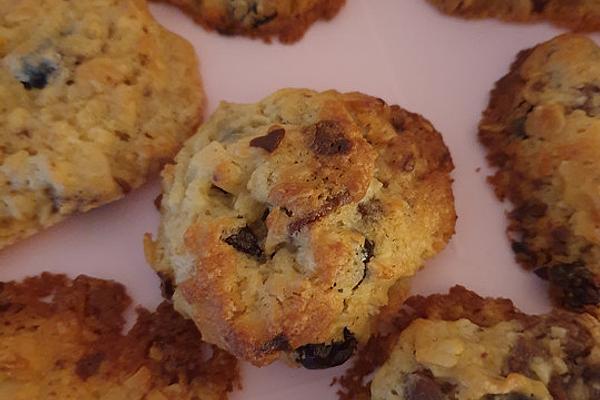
[0,0,204,250]
[161,0,346,43]
[479,34,600,312]
[426,0,600,31]
[145,88,456,367]
[338,286,600,400]
[0,273,239,399]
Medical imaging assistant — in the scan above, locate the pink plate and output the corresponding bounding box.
[2,1,599,399]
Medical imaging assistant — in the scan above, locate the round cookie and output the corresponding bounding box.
[339,286,600,400]
[0,0,204,249]
[145,89,456,367]
[161,0,346,43]
[427,0,600,32]
[479,34,600,312]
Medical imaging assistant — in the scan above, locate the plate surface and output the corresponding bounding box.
[2,1,599,399]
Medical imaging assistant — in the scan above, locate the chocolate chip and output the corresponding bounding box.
[293,328,357,369]
[531,0,550,13]
[311,121,352,155]
[510,202,547,220]
[224,226,263,258]
[249,128,285,153]
[75,352,105,380]
[0,302,12,313]
[404,372,444,400]
[505,336,544,374]
[512,241,535,259]
[260,333,290,353]
[362,239,374,265]
[542,263,600,309]
[510,116,529,139]
[288,192,350,234]
[353,239,374,290]
[19,60,57,90]
[157,272,175,300]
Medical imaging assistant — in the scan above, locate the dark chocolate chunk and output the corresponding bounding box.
[509,116,529,139]
[505,336,545,375]
[362,239,375,265]
[157,272,175,300]
[404,372,445,400]
[75,352,105,380]
[353,239,374,290]
[20,60,57,90]
[537,263,600,309]
[224,226,263,258]
[311,120,352,155]
[510,202,547,220]
[288,192,350,234]
[531,0,550,13]
[249,128,285,152]
[512,241,535,261]
[293,328,357,369]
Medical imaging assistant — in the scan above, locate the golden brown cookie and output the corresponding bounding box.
[427,0,600,31]
[145,88,456,367]
[0,273,239,399]
[338,286,600,400]
[0,0,204,250]
[479,34,600,312]
[161,0,346,43]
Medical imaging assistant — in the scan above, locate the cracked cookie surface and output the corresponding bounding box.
[339,286,600,400]
[0,0,204,250]
[479,34,600,312]
[426,0,600,31]
[0,273,239,400]
[145,88,456,366]
[160,0,346,43]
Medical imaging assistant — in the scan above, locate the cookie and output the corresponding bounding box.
[0,273,239,399]
[426,0,600,31]
[479,34,600,312]
[145,88,456,367]
[0,0,204,250]
[338,286,600,400]
[161,0,346,43]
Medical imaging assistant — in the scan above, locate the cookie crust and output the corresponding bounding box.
[427,0,600,31]
[0,273,239,399]
[145,89,456,366]
[0,0,204,249]
[479,34,600,311]
[160,0,346,43]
